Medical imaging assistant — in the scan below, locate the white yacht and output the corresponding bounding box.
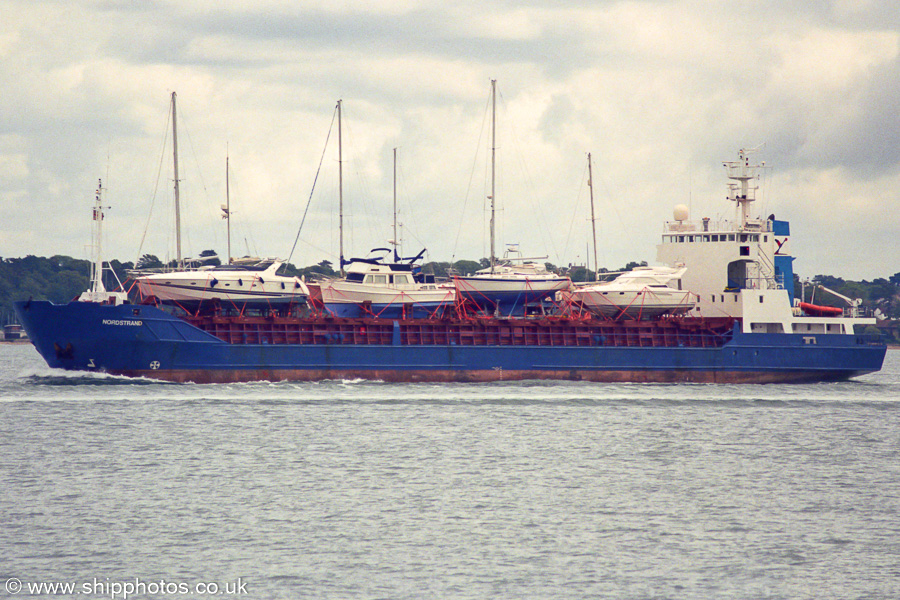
[320,249,455,318]
[129,93,308,312]
[565,266,695,320]
[134,258,309,311]
[454,79,571,316]
[454,255,571,316]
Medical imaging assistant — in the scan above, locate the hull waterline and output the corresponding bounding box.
[15,300,886,385]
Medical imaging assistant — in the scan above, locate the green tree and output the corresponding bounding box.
[422,261,451,278]
[136,254,163,270]
[452,260,482,276]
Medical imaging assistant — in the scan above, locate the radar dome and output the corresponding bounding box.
[673,204,689,222]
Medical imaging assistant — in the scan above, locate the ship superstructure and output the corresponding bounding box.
[657,149,872,337]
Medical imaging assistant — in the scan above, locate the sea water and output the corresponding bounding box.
[1,343,898,599]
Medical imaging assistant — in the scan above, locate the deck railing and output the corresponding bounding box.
[184,316,736,349]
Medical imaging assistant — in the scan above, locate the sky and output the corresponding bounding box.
[1,0,898,280]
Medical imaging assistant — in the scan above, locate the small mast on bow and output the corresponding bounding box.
[79,179,128,305]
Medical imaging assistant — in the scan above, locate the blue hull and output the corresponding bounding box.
[14,300,887,384]
[323,301,448,319]
[456,287,562,317]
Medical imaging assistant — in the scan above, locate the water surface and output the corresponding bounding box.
[2,344,898,599]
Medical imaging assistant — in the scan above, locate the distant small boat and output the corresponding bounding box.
[798,302,843,317]
[565,266,695,320]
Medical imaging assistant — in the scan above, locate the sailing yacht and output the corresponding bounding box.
[453,80,571,315]
[132,93,309,312]
[454,247,569,315]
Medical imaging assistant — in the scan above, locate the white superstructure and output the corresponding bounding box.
[656,149,874,335]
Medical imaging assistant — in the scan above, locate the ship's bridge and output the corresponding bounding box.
[657,214,794,318]
[662,217,772,236]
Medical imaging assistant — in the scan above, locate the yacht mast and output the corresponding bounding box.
[171,91,182,268]
[225,151,232,264]
[338,99,344,276]
[489,79,497,274]
[587,152,599,281]
[393,147,399,262]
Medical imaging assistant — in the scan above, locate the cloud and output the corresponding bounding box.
[1,0,898,280]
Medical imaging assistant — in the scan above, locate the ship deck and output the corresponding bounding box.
[181,314,738,349]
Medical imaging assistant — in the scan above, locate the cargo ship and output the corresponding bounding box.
[14,150,886,383]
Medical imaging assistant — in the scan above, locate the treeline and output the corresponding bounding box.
[1,254,899,324]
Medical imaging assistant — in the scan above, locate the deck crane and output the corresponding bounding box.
[803,282,864,318]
